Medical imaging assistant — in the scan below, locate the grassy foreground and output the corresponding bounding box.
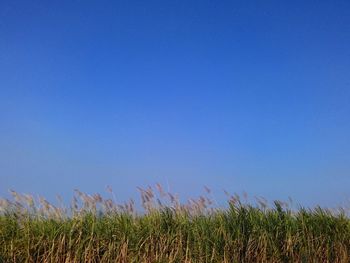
[0,185,349,263]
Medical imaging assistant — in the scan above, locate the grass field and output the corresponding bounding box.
[0,185,349,262]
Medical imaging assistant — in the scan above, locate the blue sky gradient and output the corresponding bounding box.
[1,1,350,206]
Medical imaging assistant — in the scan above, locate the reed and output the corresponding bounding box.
[0,185,349,262]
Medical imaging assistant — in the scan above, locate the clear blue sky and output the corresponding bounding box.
[1,1,350,207]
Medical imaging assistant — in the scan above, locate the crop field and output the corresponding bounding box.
[0,185,349,263]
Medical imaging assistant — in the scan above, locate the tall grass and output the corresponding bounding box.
[0,185,349,262]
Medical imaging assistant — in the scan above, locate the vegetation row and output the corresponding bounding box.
[0,185,349,262]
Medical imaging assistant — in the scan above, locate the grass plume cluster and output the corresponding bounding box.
[0,184,349,262]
